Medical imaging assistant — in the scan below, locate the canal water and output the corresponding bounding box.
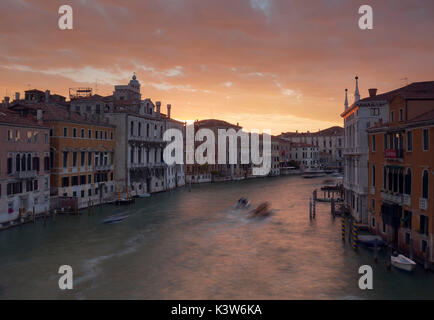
[1,175,433,299]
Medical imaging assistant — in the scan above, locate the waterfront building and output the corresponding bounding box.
[367,81,434,267]
[9,102,116,209]
[280,126,344,170]
[185,119,245,183]
[0,108,50,226]
[287,143,319,171]
[341,77,390,224]
[72,75,185,195]
[270,136,281,176]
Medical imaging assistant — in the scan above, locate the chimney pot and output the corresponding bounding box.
[368,88,377,97]
[156,101,161,117]
[167,104,171,118]
[45,90,50,103]
[15,92,20,101]
[4,96,10,108]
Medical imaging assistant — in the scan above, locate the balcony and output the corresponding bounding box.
[94,164,113,171]
[403,194,411,207]
[419,198,428,211]
[15,170,37,179]
[381,191,403,205]
[385,149,404,161]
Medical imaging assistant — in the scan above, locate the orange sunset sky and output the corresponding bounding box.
[1,0,433,134]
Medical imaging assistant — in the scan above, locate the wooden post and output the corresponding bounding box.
[374,238,378,263]
[409,238,414,261]
[341,216,345,241]
[309,197,312,220]
[352,221,358,251]
[331,198,335,218]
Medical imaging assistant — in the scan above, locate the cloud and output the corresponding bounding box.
[249,0,272,17]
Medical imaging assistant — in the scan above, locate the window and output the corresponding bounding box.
[7,129,12,141]
[81,152,85,167]
[33,157,40,172]
[45,134,48,144]
[131,121,134,136]
[81,128,85,138]
[371,217,376,228]
[72,152,77,167]
[95,104,100,114]
[61,177,69,187]
[7,157,12,174]
[407,131,412,151]
[88,189,92,196]
[422,170,428,199]
[372,165,376,187]
[16,154,20,172]
[384,134,388,151]
[403,210,412,229]
[422,240,428,253]
[71,176,79,186]
[81,190,85,198]
[88,152,92,166]
[423,128,429,151]
[88,174,91,184]
[405,233,410,245]
[405,169,411,195]
[63,152,69,168]
[390,111,394,122]
[382,221,386,233]
[88,130,92,139]
[44,156,50,171]
[50,129,53,137]
[110,132,113,140]
[80,175,86,185]
[63,127,68,137]
[372,135,376,152]
[420,215,428,235]
[33,179,38,191]
[104,131,108,140]
[383,167,387,189]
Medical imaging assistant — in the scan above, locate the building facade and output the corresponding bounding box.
[367,81,434,267]
[0,108,50,225]
[341,77,390,224]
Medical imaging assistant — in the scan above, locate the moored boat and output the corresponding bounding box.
[358,235,386,248]
[102,213,129,224]
[391,254,416,272]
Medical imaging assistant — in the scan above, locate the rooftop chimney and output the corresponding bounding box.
[167,104,171,118]
[4,96,10,108]
[15,92,20,101]
[45,90,50,103]
[368,88,377,97]
[156,101,161,117]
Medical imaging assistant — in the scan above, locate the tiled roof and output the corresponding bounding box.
[195,119,241,129]
[0,107,47,128]
[359,81,434,103]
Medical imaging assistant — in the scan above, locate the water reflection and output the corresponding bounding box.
[0,176,433,299]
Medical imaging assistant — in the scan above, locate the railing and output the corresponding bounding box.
[381,192,403,205]
[15,170,37,179]
[419,198,428,211]
[403,194,411,206]
[385,149,404,160]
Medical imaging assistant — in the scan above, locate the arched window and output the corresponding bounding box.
[398,170,404,194]
[405,168,412,195]
[16,154,21,172]
[422,170,429,199]
[27,154,32,171]
[21,154,26,171]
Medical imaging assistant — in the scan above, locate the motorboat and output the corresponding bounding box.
[249,202,272,217]
[358,235,386,248]
[236,198,250,209]
[102,213,129,224]
[391,254,416,272]
[137,193,151,198]
[302,168,327,179]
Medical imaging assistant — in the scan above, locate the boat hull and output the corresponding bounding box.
[391,255,416,272]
